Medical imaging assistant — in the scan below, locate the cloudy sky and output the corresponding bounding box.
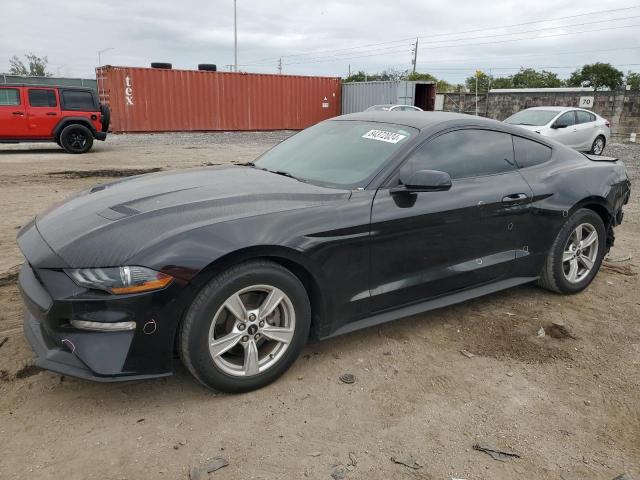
[1,0,639,83]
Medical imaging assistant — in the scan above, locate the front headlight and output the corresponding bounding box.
[65,266,173,294]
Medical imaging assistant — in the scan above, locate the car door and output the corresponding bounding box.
[369,128,533,311]
[574,110,597,150]
[25,88,60,138]
[0,87,27,138]
[545,111,578,148]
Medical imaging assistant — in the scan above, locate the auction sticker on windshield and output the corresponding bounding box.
[362,129,407,144]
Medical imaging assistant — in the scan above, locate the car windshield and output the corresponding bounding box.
[254,120,417,188]
[504,109,559,126]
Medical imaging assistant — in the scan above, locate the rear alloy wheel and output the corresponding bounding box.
[590,135,605,155]
[179,261,310,392]
[60,124,94,154]
[538,208,605,294]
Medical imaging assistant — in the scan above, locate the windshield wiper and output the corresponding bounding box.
[271,170,308,183]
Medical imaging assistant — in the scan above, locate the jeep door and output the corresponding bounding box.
[24,88,60,139]
[0,87,27,138]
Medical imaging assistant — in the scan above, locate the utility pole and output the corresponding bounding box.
[411,37,418,74]
[278,57,282,74]
[475,69,481,116]
[233,0,238,72]
[348,63,351,78]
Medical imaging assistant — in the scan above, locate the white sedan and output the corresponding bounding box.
[504,106,610,155]
[365,104,423,112]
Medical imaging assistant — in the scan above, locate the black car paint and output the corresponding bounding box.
[17,112,630,381]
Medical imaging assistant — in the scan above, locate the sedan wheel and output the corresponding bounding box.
[590,136,605,155]
[209,285,296,377]
[179,261,310,392]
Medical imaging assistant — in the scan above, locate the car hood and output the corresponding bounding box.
[21,166,350,268]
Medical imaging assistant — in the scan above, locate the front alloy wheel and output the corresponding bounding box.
[179,261,310,392]
[209,285,296,377]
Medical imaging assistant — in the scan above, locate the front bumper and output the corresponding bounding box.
[23,309,168,382]
[18,261,183,382]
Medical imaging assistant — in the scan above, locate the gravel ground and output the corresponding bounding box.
[0,135,638,480]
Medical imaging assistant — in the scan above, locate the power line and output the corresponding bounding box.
[241,4,640,65]
[246,17,639,68]
[412,46,640,67]
[278,23,640,66]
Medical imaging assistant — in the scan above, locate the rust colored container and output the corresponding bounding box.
[96,66,341,133]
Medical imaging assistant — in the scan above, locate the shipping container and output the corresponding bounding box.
[97,66,341,133]
[341,80,437,114]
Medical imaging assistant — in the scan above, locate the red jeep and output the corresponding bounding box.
[0,84,109,153]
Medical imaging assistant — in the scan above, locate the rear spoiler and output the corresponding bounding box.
[583,153,618,162]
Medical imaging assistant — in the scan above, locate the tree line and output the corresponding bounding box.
[5,54,639,92]
[345,63,640,92]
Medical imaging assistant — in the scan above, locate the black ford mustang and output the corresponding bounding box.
[18,112,630,392]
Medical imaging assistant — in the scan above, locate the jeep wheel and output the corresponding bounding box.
[60,124,94,154]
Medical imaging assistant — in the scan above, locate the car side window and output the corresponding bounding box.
[513,136,552,168]
[404,129,516,180]
[61,90,95,110]
[28,89,57,107]
[554,111,576,127]
[576,111,594,124]
[0,88,20,106]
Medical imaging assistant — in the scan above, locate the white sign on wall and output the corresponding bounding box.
[579,96,594,109]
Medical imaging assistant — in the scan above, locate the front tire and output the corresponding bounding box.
[590,135,606,155]
[60,124,94,154]
[538,208,606,294]
[179,261,311,393]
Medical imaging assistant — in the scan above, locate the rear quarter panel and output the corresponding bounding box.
[514,144,630,275]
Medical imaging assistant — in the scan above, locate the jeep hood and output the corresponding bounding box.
[19,166,349,268]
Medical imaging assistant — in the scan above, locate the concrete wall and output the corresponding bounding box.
[441,91,640,139]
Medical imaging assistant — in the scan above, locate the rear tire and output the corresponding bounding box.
[60,124,93,154]
[538,208,606,294]
[99,104,111,133]
[590,135,606,155]
[179,261,311,393]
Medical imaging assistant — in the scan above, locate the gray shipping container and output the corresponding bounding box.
[341,80,437,114]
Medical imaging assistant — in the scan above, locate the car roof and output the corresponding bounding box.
[523,106,572,112]
[333,111,498,130]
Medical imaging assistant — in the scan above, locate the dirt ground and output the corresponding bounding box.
[0,134,638,480]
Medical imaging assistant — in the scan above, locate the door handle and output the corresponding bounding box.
[12,111,24,116]
[502,193,528,204]
[46,112,57,116]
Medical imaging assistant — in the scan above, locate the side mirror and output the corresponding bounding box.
[551,122,567,129]
[391,169,452,193]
